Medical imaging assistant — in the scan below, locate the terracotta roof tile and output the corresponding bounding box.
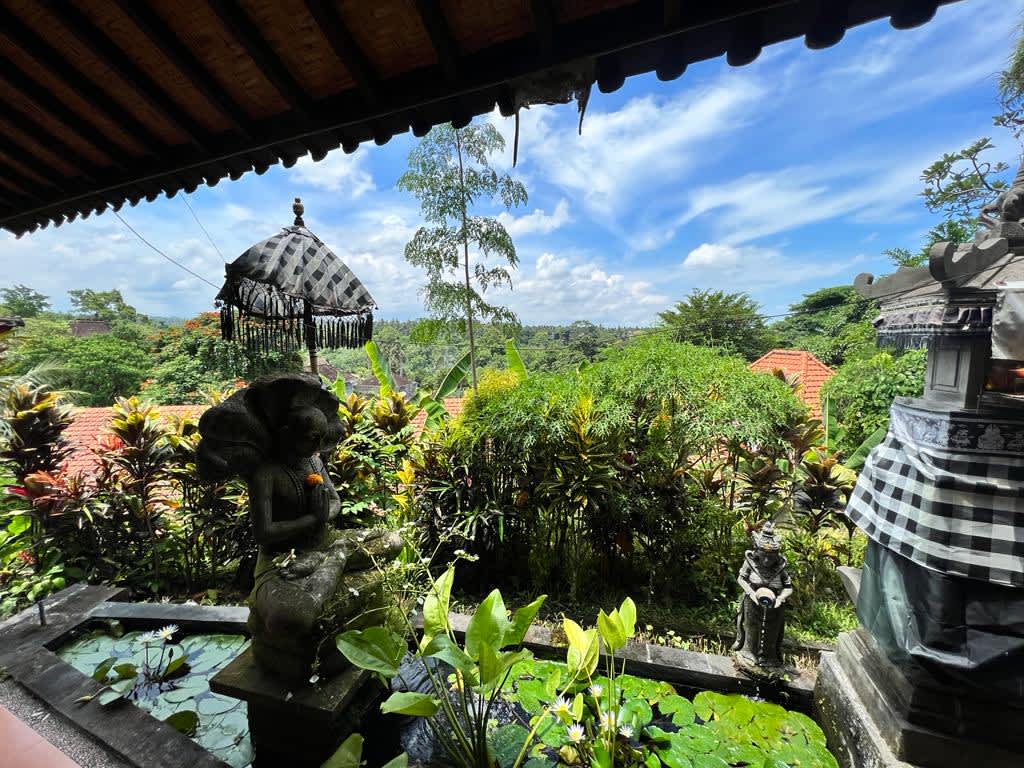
[62,405,207,478]
[62,397,467,478]
[749,350,835,419]
[409,398,464,434]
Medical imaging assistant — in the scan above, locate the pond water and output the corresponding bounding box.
[57,630,253,768]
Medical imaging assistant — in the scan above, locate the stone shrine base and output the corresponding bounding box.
[210,647,388,768]
[814,630,1023,768]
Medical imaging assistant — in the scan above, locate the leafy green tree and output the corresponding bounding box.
[59,335,151,406]
[885,140,1010,269]
[398,122,528,393]
[996,19,1024,141]
[657,289,774,361]
[883,19,1024,269]
[821,350,926,456]
[771,286,877,366]
[68,288,145,323]
[0,285,49,318]
[144,313,301,403]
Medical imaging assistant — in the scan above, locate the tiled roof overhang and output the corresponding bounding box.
[0,0,958,237]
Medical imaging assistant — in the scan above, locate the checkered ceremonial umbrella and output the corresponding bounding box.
[215,199,375,369]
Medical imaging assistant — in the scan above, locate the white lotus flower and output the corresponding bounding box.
[589,683,603,697]
[155,624,178,641]
[600,711,618,732]
[567,724,585,743]
[551,696,572,718]
[618,724,634,739]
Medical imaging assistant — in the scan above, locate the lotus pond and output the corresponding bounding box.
[57,629,252,768]
[481,658,838,768]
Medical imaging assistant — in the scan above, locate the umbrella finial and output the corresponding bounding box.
[293,197,304,226]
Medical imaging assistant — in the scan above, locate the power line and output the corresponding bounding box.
[113,211,221,290]
[181,194,227,264]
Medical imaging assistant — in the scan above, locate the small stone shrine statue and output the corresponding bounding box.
[731,522,793,677]
[197,373,402,684]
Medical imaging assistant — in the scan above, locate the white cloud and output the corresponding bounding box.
[490,76,763,219]
[675,138,980,246]
[494,251,668,324]
[497,199,572,237]
[287,148,375,197]
[684,243,743,268]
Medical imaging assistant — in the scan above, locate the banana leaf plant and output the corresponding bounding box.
[334,566,545,768]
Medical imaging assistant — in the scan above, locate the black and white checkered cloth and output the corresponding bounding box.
[845,399,1024,587]
[219,224,375,317]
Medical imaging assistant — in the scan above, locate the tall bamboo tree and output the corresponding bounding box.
[398,122,527,393]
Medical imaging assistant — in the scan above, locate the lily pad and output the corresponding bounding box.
[491,723,530,768]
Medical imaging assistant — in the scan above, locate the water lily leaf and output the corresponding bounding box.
[491,723,530,768]
[197,695,238,716]
[619,674,675,704]
[98,685,128,706]
[620,696,653,729]
[780,710,828,747]
[380,691,439,717]
[675,725,719,755]
[537,717,569,748]
[693,691,736,722]
[162,655,190,680]
[91,657,118,682]
[164,710,199,737]
[689,754,730,768]
[113,663,137,681]
[511,678,549,716]
[659,695,695,726]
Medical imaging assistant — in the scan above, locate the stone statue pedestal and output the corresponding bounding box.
[815,628,1024,768]
[210,646,388,768]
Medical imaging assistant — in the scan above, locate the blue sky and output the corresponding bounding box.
[3,0,1023,325]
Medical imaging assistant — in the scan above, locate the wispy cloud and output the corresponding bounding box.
[497,199,572,237]
[288,149,376,197]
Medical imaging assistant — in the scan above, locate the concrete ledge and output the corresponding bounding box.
[815,651,912,768]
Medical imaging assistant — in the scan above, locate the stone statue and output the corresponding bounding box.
[731,522,793,677]
[197,373,402,684]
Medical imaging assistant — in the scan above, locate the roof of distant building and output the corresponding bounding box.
[69,318,111,337]
[63,404,206,477]
[410,398,464,433]
[63,396,465,478]
[749,350,835,419]
[0,317,25,335]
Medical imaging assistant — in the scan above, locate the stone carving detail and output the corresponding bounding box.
[197,373,401,684]
[731,522,793,678]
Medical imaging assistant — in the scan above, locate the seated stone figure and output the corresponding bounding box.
[198,373,401,684]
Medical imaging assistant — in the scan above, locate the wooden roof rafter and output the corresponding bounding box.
[111,0,253,136]
[0,6,166,157]
[0,0,960,237]
[49,1,212,149]
[206,0,314,118]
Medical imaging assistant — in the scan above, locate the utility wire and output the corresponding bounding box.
[113,211,221,290]
[181,194,227,264]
